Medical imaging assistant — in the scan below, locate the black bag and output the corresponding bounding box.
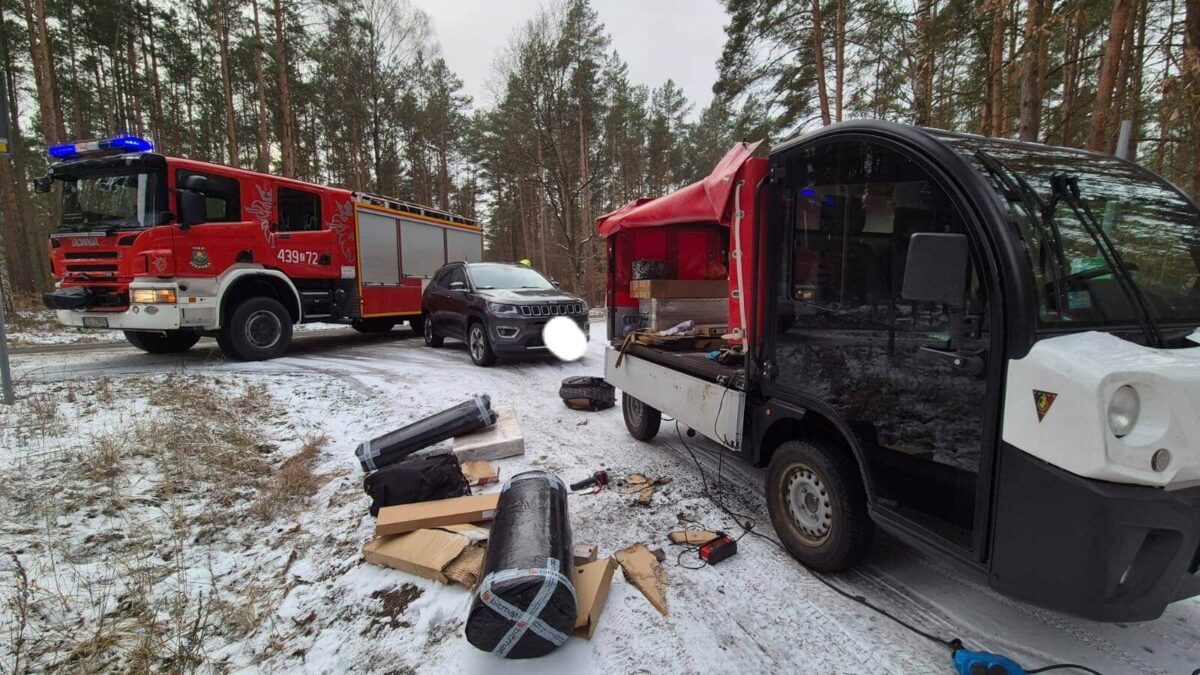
[465,471,575,658]
[558,376,615,411]
[363,454,471,517]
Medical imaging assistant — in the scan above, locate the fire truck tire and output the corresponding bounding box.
[123,330,201,354]
[766,440,873,573]
[407,316,425,335]
[467,321,497,367]
[350,318,396,333]
[220,296,293,361]
[621,393,661,441]
[423,314,443,347]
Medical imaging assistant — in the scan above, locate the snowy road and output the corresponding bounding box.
[7,323,1200,674]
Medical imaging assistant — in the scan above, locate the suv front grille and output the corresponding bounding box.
[519,303,584,317]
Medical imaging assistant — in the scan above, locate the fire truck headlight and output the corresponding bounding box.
[1107,385,1140,438]
[131,288,178,304]
[487,302,518,315]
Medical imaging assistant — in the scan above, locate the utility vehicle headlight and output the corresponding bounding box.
[1107,385,1140,438]
[130,288,177,304]
[487,302,518,315]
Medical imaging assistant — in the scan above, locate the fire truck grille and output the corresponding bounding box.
[519,303,584,317]
[65,251,118,260]
[66,263,119,272]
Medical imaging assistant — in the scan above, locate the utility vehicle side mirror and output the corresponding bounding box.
[177,190,207,228]
[179,174,208,192]
[901,233,969,308]
[32,176,52,193]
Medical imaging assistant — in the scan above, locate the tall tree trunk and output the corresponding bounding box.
[913,0,936,127]
[125,31,144,136]
[214,0,239,166]
[22,0,66,144]
[251,0,271,172]
[66,2,85,136]
[811,0,832,126]
[273,0,297,177]
[0,13,43,292]
[1059,6,1084,145]
[1127,0,1148,159]
[1088,0,1134,152]
[834,0,845,122]
[1185,0,1200,197]
[1016,0,1045,141]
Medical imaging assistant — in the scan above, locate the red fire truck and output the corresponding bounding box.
[36,136,482,360]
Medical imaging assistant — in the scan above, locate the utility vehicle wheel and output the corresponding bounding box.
[423,314,443,348]
[351,318,396,333]
[407,316,425,336]
[219,296,293,361]
[621,393,661,441]
[766,440,873,572]
[123,330,200,354]
[467,321,497,367]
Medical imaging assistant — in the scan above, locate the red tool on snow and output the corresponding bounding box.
[570,470,609,493]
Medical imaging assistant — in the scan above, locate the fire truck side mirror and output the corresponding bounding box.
[178,190,207,228]
[901,232,969,309]
[33,176,51,193]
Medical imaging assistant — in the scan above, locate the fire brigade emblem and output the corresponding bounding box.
[1033,390,1057,422]
[191,246,211,269]
[151,254,168,273]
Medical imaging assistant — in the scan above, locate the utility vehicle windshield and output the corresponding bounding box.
[56,169,167,232]
[938,133,1200,334]
[466,264,555,290]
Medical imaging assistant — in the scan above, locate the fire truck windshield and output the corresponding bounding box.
[938,132,1200,333]
[57,169,167,233]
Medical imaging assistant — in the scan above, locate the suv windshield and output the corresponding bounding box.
[466,264,554,290]
[938,133,1200,330]
[58,169,167,232]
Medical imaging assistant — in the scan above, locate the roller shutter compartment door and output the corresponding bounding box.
[400,219,446,278]
[446,228,483,264]
[357,210,400,285]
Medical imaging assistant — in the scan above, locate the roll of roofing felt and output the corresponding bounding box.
[465,471,576,659]
[355,394,496,472]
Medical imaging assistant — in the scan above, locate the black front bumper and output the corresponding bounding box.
[990,443,1200,621]
[487,315,590,356]
[43,286,94,310]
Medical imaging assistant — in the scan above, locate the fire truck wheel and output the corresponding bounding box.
[350,318,396,333]
[123,330,201,354]
[220,296,293,361]
[423,314,443,348]
[766,440,873,573]
[467,321,497,366]
[621,393,661,441]
[407,316,425,336]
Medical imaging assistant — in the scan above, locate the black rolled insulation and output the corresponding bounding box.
[465,471,575,658]
[355,394,496,472]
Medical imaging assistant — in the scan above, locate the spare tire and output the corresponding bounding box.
[558,376,615,411]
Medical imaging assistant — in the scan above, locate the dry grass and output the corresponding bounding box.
[0,371,336,673]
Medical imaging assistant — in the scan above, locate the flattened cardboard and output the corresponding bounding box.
[629,279,729,299]
[572,542,598,566]
[573,558,617,639]
[363,528,468,584]
[668,530,720,546]
[615,543,668,615]
[461,460,499,486]
[375,493,500,536]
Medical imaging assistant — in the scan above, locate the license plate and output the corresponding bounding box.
[82,316,109,328]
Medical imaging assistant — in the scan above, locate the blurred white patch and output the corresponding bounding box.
[542,316,587,362]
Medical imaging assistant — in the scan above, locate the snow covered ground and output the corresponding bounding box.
[1,322,1198,674]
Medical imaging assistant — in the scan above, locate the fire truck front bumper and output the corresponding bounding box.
[51,283,220,332]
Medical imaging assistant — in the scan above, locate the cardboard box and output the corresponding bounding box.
[572,542,598,566]
[363,524,488,585]
[574,558,617,639]
[375,493,500,537]
[637,298,728,332]
[629,279,729,299]
[453,405,524,461]
[461,460,499,486]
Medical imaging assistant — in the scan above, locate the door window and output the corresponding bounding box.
[278,187,321,232]
[175,170,240,222]
[773,139,990,548]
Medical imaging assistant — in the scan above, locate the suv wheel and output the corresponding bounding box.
[423,313,443,347]
[467,321,497,366]
[218,296,293,361]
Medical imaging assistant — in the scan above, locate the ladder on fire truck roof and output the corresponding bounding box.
[352,191,478,228]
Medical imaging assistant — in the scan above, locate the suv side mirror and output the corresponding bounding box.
[552,280,561,289]
[449,281,466,291]
[901,233,969,308]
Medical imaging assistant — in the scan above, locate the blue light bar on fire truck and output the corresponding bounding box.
[47,135,153,159]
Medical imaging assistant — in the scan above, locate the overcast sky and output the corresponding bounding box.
[408,0,729,119]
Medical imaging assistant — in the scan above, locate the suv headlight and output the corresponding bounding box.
[1107,385,1140,437]
[130,288,177,304]
[487,302,518,315]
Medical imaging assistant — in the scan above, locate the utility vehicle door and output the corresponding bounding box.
[765,137,1003,558]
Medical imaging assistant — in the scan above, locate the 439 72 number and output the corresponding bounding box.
[276,249,319,265]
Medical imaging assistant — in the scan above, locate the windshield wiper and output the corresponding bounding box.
[1049,174,1165,347]
[974,150,1070,316]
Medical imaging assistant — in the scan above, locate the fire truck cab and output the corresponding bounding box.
[36,137,482,360]
[602,120,1200,622]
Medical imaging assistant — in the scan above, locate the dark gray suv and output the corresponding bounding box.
[421,262,589,366]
